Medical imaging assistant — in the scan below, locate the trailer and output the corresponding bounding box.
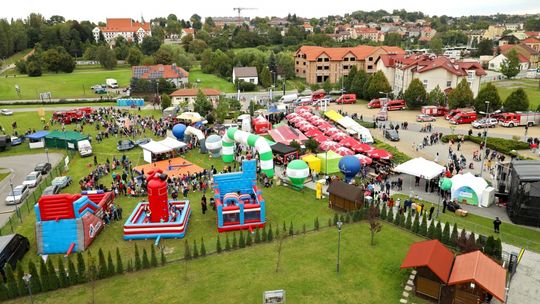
[499,112,540,127]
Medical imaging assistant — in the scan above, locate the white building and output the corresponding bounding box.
[232,67,259,85]
[488,54,530,71]
[93,18,151,45]
[376,54,487,97]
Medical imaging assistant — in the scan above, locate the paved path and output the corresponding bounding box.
[0,153,64,228]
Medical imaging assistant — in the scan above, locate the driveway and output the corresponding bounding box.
[0,152,64,228]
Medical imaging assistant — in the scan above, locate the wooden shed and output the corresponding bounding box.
[400,240,455,303]
[327,180,363,211]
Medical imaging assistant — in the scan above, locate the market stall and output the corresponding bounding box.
[271,142,299,165]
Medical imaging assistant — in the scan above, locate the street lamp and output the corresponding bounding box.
[9,178,21,220]
[23,273,33,304]
[336,220,343,273]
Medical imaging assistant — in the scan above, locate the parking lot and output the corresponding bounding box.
[0,152,64,228]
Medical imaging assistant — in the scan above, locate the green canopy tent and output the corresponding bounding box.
[317,150,343,174]
[44,131,89,150]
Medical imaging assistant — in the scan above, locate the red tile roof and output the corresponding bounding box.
[132,64,189,80]
[379,54,486,77]
[170,88,221,97]
[100,18,151,33]
[525,31,540,38]
[448,251,507,302]
[297,45,405,62]
[518,54,529,63]
[400,240,455,282]
[522,37,540,44]
[499,44,514,53]
[183,28,195,34]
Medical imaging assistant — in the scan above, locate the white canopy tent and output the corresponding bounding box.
[393,157,446,180]
[336,116,374,143]
[139,138,185,163]
[158,137,186,150]
[450,172,490,206]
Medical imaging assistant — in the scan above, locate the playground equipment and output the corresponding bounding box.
[35,191,114,254]
[172,124,187,141]
[205,134,222,158]
[213,160,266,232]
[185,126,207,153]
[286,160,309,189]
[339,155,361,182]
[221,127,274,178]
[123,170,191,240]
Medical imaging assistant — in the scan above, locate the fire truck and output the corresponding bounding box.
[499,112,540,127]
[52,108,93,124]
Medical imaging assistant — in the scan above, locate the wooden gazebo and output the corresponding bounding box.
[327,180,363,211]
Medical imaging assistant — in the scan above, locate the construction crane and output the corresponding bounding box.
[233,7,257,24]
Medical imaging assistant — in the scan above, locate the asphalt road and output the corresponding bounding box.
[0,152,64,228]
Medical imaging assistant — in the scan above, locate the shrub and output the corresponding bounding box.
[28,261,42,293]
[442,222,450,245]
[435,222,443,241]
[161,249,167,266]
[381,204,387,220]
[116,248,124,274]
[246,231,253,246]
[184,240,192,259]
[450,223,459,247]
[405,211,412,230]
[57,257,69,288]
[135,244,142,270]
[239,233,246,248]
[262,227,268,242]
[150,246,158,267]
[412,215,420,233]
[216,235,222,253]
[255,229,261,243]
[289,221,294,236]
[97,249,107,279]
[193,240,199,258]
[39,259,50,292]
[314,217,320,230]
[142,248,150,268]
[200,238,207,256]
[76,252,86,283]
[427,221,435,239]
[46,258,59,290]
[225,234,231,251]
[419,214,428,236]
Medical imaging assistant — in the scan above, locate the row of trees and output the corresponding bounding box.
[342,66,392,101]
[15,46,75,76]
[0,245,165,301]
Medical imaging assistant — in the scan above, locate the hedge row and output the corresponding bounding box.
[441,135,529,155]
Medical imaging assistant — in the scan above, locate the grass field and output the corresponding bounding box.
[0,101,117,109]
[486,79,540,109]
[0,65,131,101]
[0,49,33,68]
[6,222,420,304]
[189,67,236,93]
[0,168,10,183]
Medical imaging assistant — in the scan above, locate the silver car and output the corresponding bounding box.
[6,185,29,205]
[52,176,72,189]
[22,171,42,188]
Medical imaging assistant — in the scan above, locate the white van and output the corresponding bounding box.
[279,94,298,104]
[106,78,118,88]
[78,140,93,157]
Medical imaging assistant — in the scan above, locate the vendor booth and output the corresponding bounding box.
[270,142,299,165]
[328,180,364,211]
[301,154,321,173]
[252,115,271,134]
[317,150,343,174]
[44,131,89,150]
[139,138,186,163]
[26,130,49,149]
[394,157,446,180]
[117,98,144,107]
[268,125,308,145]
[450,173,490,206]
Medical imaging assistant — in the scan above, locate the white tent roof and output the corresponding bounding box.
[158,137,186,150]
[393,157,446,180]
[337,117,373,143]
[450,172,488,198]
[139,140,171,154]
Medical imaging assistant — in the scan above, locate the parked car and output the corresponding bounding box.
[336,94,357,104]
[377,108,388,121]
[416,114,436,122]
[0,109,13,116]
[472,118,498,129]
[10,136,24,146]
[318,97,334,104]
[384,129,400,141]
[42,185,60,195]
[385,99,407,111]
[22,171,42,188]
[51,176,72,189]
[6,185,30,205]
[34,162,52,175]
[134,138,151,146]
[367,98,387,109]
[117,140,136,151]
[450,111,478,124]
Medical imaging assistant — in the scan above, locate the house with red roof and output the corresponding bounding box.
[355,28,385,43]
[488,53,530,72]
[169,88,221,110]
[295,45,406,84]
[132,64,189,87]
[499,43,539,68]
[92,18,151,45]
[522,37,540,52]
[376,54,486,97]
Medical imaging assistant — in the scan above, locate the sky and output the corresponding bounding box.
[1,0,540,22]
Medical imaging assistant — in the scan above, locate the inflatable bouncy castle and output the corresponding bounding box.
[123,170,191,240]
[213,160,266,232]
[35,191,114,254]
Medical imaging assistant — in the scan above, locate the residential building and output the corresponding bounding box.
[212,17,249,28]
[499,44,539,68]
[181,28,195,39]
[498,32,528,45]
[376,54,487,97]
[419,27,436,42]
[295,45,406,84]
[303,23,314,33]
[483,25,505,40]
[488,53,529,71]
[232,67,259,84]
[466,30,486,48]
[169,88,221,109]
[131,64,189,87]
[268,18,289,27]
[525,31,540,39]
[355,28,385,43]
[92,18,151,45]
[522,37,540,52]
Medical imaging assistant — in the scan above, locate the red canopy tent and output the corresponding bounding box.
[367,149,393,160]
[333,146,354,156]
[351,143,375,153]
[299,124,317,132]
[314,134,329,143]
[305,129,324,138]
[312,119,327,126]
[286,113,299,120]
[317,122,333,130]
[294,120,310,127]
[339,137,360,148]
[295,106,311,113]
[320,140,341,151]
[324,127,341,136]
[330,132,348,141]
[252,115,271,134]
[300,112,313,119]
[355,153,373,165]
[289,116,304,123]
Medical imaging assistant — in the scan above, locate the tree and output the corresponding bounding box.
[255,228,261,243]
[484,235,495,256]
[493,238,503,260]
[350,70,369,99]
[97,248,107,279]
[344,66,357,92]
[304,138,318,152]
[427,220,435,239]
[154,47,175,64]
[76,252,86,283]
[150,246,158,267]
[448,79,474,109]
[0,283,8,301]
[134,244,142,270]
[142,248,150,268]
[141,36,162,55]
[27,60,42,77]
[4,264,18,298]
[504,88,530,112]
[15,262,27,296]
[419,213,428,236]
[412,214,420,233]
[477,39,494,56]
[428,85,447,106]
[268,224,274,241]
[246,231,253,246]
[429,37,443,55]
[464,232,478,253]
[500,49,520,79]
[232,233,238,249]
[366,71,391,100]
[457,229,468,252]
[239,232,246,248]
[87,254,98,304]
[216,235,222,253]
[474,83,502,112]
[161,93,171,110]
[260,66,272,88]
[39,259,50,292]
[450,223,459,247]
[28,261,42,293]
[115,248,124,274]
[289,221,294,236]
[441,222,450,245]
[46,258,59,290]
[262,226,268,242]
[367,204,382,246]
[405,211,412,230]
[404,78,428,109]
[225,234,231,250]
[200,238,207,256]
[96,46,117,70]
[127,47,143,66]
[57,257,69,288]
[384,33,402,46]
[193,90,213,116]
[67,258,78,286]
[43,47,75,73]
[435,222,443,241]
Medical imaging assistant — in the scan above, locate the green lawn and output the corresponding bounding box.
[0,168,10,183]
[6,222,420,304]
[0,65,131,101]
[0,49,33,68]
[189,68,236,93]
[393,194,540,252]
[0,101,117,109]
[485,79,540,109]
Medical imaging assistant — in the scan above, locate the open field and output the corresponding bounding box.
[485,79,540,109]
[188,67,236,93]
[0,102,116,109]
[0,49,33,68]
[0,168,10,183]
[0,65,131,101]
[6,222,420,304]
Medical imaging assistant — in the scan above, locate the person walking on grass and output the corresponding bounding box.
[493,217,502,233]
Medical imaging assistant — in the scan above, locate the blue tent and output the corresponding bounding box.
[26,130,49,140]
